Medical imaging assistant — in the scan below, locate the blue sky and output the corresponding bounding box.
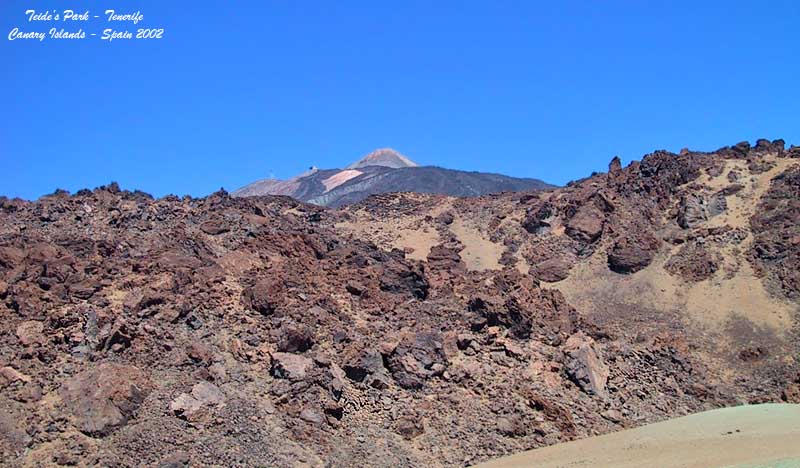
[2,1,798,200]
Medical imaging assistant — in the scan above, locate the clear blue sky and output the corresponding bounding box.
[2,1,798,200]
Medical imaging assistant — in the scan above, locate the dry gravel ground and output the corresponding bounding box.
[474,404,800,468]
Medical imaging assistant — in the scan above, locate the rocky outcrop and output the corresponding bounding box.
[0,139,797,467]
[271,352,314,381]
[750,166,800,298]
[678,194,708,229]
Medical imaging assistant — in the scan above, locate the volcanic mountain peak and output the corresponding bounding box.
[233,147,551,205]
[346,148,419,169]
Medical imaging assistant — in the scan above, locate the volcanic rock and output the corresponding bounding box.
[170,381,226,421]
[59,363,152,436]
[677,194,708,229]
[565,205,604,242]
[531,257,573,282]
[0,139,797,467]
[497,415,527,437]
[16,320,46,346]
[396,415,425,440]
[608,232,659,274]
[386,332,447,389]
[271,352,313,381]
[564,333,609,397]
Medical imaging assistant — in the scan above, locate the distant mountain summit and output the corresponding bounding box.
[346,148,419,169]
[233,148,553,206]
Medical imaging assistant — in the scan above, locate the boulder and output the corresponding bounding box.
[565,205,604,242]
[532,257,573,282]
[521,202,555,235]
[677,194,707,229]
[0,366,32,386]
[435,211,455,225]
[497,415,526,437]
[169,381,226,421]
[59,363,152,436]
[601,409,623,423]
[386,332,447,389]
[342,348,392,389]
[783,383,800,404]
[564,333,609,398]
[377,262,429,300]
[426,245,464,270]
[16,321,46,346]
[608,233,659,274]
[69,279,100,299]
[271,352,313,381]
[277,325,315,353]
[395,415,424,440]
[299,408,325,425]
[157,452,191,468]
[199,219,229,235]
[241,280,284,315]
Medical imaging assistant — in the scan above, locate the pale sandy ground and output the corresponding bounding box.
[449,215,504,271]
[474,404,800,468]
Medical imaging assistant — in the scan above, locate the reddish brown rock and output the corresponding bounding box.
[199,219,229,235]
[531,257,573,282]
[386,332,447,389]
[241,280,284,315]
[497,415,526,437]
[277,325,315,353]
[608,232,659,274]
[783,383,800,403]
[565,205,604,242]
[16,321,46,346]
[59,363,152,436]
[0,140,796,466]
[0,366,32,386]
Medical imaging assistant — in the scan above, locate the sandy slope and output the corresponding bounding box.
[474,404,800,468]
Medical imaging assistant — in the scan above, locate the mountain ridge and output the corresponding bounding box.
[232,148,553,206]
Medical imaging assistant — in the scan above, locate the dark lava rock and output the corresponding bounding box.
[386,332,447,389]
[532,257,573,282]
[608,232,659,274]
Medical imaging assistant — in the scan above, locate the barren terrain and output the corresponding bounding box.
[1,139,799,467]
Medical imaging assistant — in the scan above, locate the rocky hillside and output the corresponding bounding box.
[0,139,798,467]
[232,148,552,207]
